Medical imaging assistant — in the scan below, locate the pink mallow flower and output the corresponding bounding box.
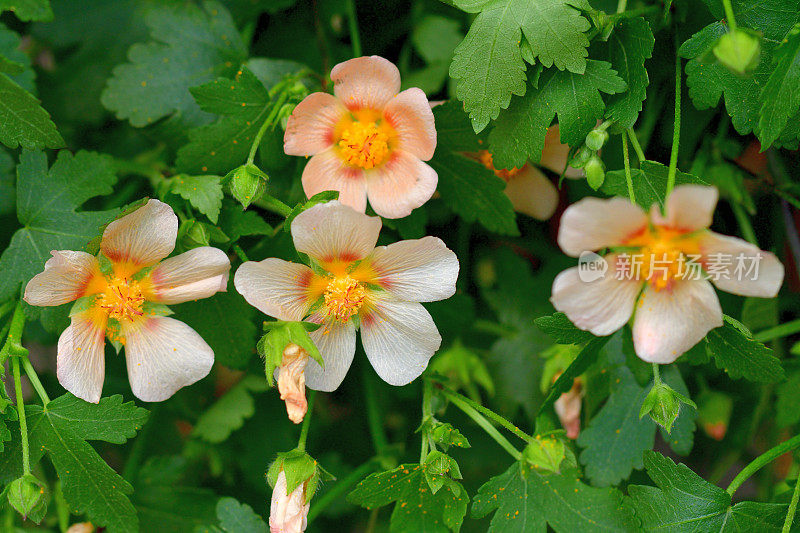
[284,56,437,219]
[234,200,459,391]
[24,199,231,403]
[552,185,784,363]
[269,471,309,533]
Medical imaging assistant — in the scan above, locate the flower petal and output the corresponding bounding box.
[122,316,214,402]
[331,56,401,110]
[632,279,723,364]
[144,247,231,304]
[234,259,316,321]
[304,315,357,392]
[301,149,368,213]
[365,236,458,302]
[557,196,647,256]
[57,311,107,404]
[653,185,718,231]
[361,297,441,386]
[24,251,101,306]
[366,150,437,219]
[550,254,642,336]
[698,231,784,297]
[284,92,347,156]
[503,166,559,220]
[291,200,381,264]
[540,125,584,178]
[383,88,436,160]
[101,199,178,268]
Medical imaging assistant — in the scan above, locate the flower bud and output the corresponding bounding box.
[7,474,47,522]
[522,435,566,473]
[713,29,761,75]
[697,390,733,441]
[178,219,210,249]
[258,321,323,388]
[640,381,696,432]
[585,129,609,151]
[279,103,297,131]
[584,155,605,189]
[225,163,268,209]
[277,343,310,424]
[554,378,583,439]
[269,470,309,533]
[569,146,592,169]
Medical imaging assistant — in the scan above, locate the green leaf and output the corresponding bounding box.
[489,61,626,169]
[348,463,468,533]
[758,24,800,148]
[628,451,788,531]
[171,175,224,223]
[776,370,800,427]
[26,394,148,533]
[450,0,591,132]
[471,460,636,532]
[577,366,655,486]
[0,150,118,306]
[538,336,610,416]
[176,66,274,175]
[0,23,35,92]
[216,497,268,533]
[701,0,800,42]
[172,290,258,369]
[534,312,595,345]
[705,317,785,383]
[600,160,707,209]
[428,101,518,235]
[0,147,13,215]
[0,73,63,150]
[217,201,272,243]
[602,17,655,129]
[660,366,697,456]
[192,375,268,443]
[101,1,246,128]
[0,0,52,21]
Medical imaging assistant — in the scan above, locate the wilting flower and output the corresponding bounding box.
[270,471,309,533]
[472,126,581,220]
[552,185,784,363]
[24,199,230,403]
[554,377,583,439]
[234,200,458,391]
[278,343,310,424]
[284,56,437,219]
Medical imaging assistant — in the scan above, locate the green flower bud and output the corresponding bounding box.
[225,163,268,209]
[278,103,297,131]
[713,29,761,75]
[522,435,566,473]
[640,381,696,433]
[569,147,592,169]
[7,474,48,523]
[584,156,605,190]
[423,451,462,494]
[697,390,733,441]
[267,448,333,501]
[178,219,210,249]
[258,320,324,386]
[585,129,609,151]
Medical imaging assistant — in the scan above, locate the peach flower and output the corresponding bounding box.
[234,200,458,391]
[24,199,230,402]
[269,471,309,533]
[277,343,310,424]
[284,56,437,219]
[554,377,583,439]
[552,185,784,363]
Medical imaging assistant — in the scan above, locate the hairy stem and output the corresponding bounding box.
[622,134,636,204]
[440,385,532,443]
[297,390,316,452]
[420,379,433,462]
[754,319,800,343]
[446,391,521,460]
[307,457,381,522]
[247,91,289,165]
[627,128,646,162]
[727,433,800,495]
[12,357,30,475]
[721,0,738,31]
[666,46,682,198]
[346,0,362,57]
[784,476,800,533]
[363,366,390,456]
[23,356,50,406]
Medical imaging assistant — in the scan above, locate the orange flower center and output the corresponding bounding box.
[96,277,145,322]
[323,275,366,321]
[623,226,701,291]
[338,121,390,169]
[478,150,523,181]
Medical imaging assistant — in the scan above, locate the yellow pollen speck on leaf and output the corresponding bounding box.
[338,121,390,169]
[96,277,146,323]
[323,276,366,322]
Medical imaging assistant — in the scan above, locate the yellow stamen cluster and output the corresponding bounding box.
[323,276,366,321]
[624,227,700,292]
[478,150,523,181]
[97,277,145,322]
[338,121,390,169]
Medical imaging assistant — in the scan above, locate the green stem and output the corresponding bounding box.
[622,134,636,204]
[345,0,362,57]
[12,357,30,475]
[363,367,390,456]
[627,128,646,162]
[473,319,516,337]
[446,391,521,460]
[297,390,316,452]
[23,356,49,406]
[233,244,249,263]
[420,380,433,462]
[0,301,27,371]
[307,457,381,522]
[727,433,800,495]
[616,0,627,14]
[731,202,758,245]
[721,0,738,31]
[652,363,662,385]
[607,6,660,22]
[666,47,682,199]
[440,385,532,443]
[754,319,800,343]
[783,476,800,533]
[255,194,293,218]
[247,92,289,165]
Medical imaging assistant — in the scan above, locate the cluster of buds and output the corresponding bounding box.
[569,123,610,189]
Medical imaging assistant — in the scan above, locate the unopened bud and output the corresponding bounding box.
[584,156,605,189]
[585,129,609,151]
[569,147,592,169]
[713,29,761,75]
[697,390,733,441]
[7,474,47,522]
[225,164,268,209]
[179,219,210,249]
[640,381,696,432]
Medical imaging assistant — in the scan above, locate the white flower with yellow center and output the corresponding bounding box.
[234,200,459,391]
[24,199,231,403]
[552,185,784,363]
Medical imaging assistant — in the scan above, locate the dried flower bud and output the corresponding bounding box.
[277,343,310,424]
